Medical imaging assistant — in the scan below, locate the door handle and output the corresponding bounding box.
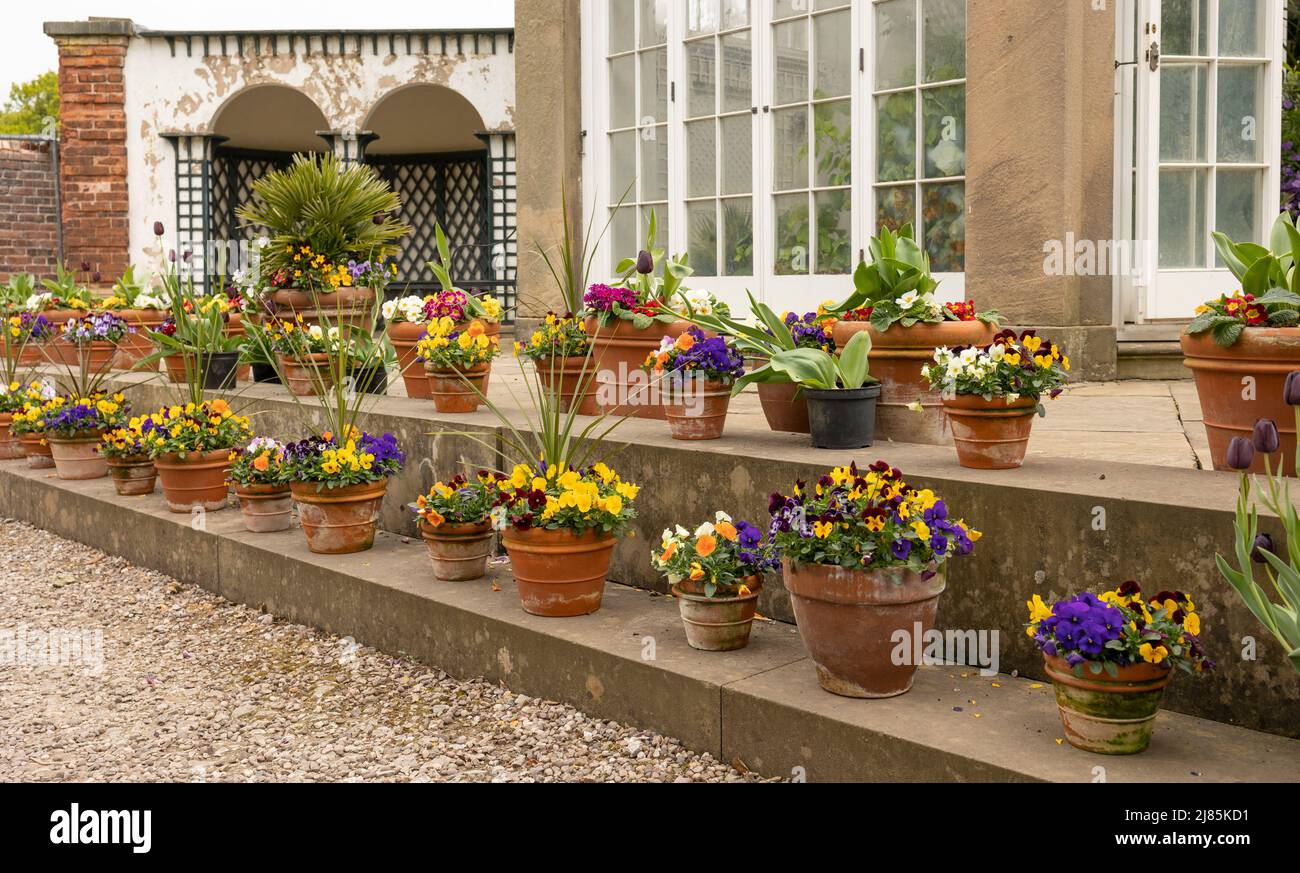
[1146,40,1160,72]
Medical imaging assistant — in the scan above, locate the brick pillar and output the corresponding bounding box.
[45,19,133,285]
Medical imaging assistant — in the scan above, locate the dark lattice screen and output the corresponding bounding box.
[211,146,296,242]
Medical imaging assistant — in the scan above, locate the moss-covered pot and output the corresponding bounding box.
[1043,654,1173,755]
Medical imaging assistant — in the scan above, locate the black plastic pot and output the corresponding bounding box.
[351,363,388,395]
[805,384,881,449]
[199,351,240,390]
[251,362,281,384]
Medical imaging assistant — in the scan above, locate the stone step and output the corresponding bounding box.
[2,461,1295,783]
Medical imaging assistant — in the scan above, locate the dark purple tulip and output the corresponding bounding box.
[635,249,653,274]
[182,249,193,263]
[1252,419,1280,454]
[168,250,176,263]
[153,221,165,237]
[79,260,91,272]
[1226,436,1255,470]
[1251,533,1275,563]
[1285,371,1300,406]
[373,213,386,225]
[91,271,101,283]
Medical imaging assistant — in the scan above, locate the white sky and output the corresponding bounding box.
[2,1,516,97]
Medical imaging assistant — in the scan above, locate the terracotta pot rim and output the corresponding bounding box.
[502,526,617,546]
[1043,654,1173,691]
[421,519,493,537]
[289,478,389,502]
[106,454,153,466]
[44,429,106,443]
[941,394,1039,412]
[154,448,234,466]
[425,362,492,376]
[1180,328,1300,364]
[234,482,292,498]
[782,557,946,605]
[672,578,762,603]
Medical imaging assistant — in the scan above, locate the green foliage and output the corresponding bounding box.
[0,71,58,135]
[1188,213,1300,346]
[824,224,939,322]
[733,330,876,393]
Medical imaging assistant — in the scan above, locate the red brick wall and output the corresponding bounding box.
[55,35,129,283]
[0,138,59,281]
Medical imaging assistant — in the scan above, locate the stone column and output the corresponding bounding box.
[44,19,133,286]
[965,1,1118,381]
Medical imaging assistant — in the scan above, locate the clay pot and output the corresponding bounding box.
[0,412,24,460]
[421,519,494,581]
[584,317,677,419]
[1043,654,1173,755]
[2,333,43,369]
[43,340,117,376]
[941,394,1038,469]
[225,313,251,382]
[757,380,811,434]
[532,355,599,415]
[234,482,295,533]
[47,431,108,480]
[426,362,491,413]
[806,384,881,449]
[107,455,156,496]
[1181,329,1300,475]
[387,321,432,399]
[39,308,82,329]
[501,526,616,617]
[290,479,388,554]
[162,352,198,383]
[271,287,379,329]
[833,320,997,445]
[663,377,732,440]
[278,353,338,397]
[673,577,761,651]
[18,433,54,468]
[154,449,232,513]
[783,557,945,698]
[113,309,166,370]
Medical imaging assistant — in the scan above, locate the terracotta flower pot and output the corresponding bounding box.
[18,433,54,468]
[107,455,156,496]
[421,519,494,581]
[0,412,24,460]
[1180,329,1300,475]
[584,317,678,419]
[757,380,811,434]
[832,320,997,445]
[663,377,732,440]
[941,394,1039,470]
[501,526,616,617]
[387,321,432,399]
[271,287,378,330]
[113,309,166,370]
[234,482,295,533]
[39,308,81,329]
[278,353,338,397]
[532,354,599,415]
[225,313,251,382]
[783,557,945,698]
[672,577,761,651]
[1043,654,1173,755]
[43,339,117,376]
[2,333,44,369]
[291,479,388,554]
[162,352,197,383]
[425,362,490,413]
[154,449,232,513]
[664,320,718,339]
[47,431,108,480]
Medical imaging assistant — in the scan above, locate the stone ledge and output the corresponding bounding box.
[1,461,1297,783]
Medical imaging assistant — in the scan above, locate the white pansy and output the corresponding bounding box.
[1007,392,1020,403]
[490,505,509,532]
[675,524,691,538]
[715,510,732,525]
[694,521,715,537]
[959,347,979,363]
[134,292,167,310]
[254,236,270,250]
[671,288,718,317]
[933,346,951,363]
[381,299,398,320]
[895,291,920,309]
[24,293,52,311]
[308,325,324,341]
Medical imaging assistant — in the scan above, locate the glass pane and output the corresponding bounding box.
[1157,168,1207,268]
[687,0,719,35]
[687,120,716,198]
[639,0,667,46]
[1158,63,1207,162]
[687,200,719,275]
[923,0,966,82]
[640,125,668,201]
[608,0,635,54]
[721,31,752,113]
[876,91,916,183]
[722,0,750,29]
[686,39,717,118]
[1215,169,1262,262]
[1218,0,1265,57]
[923,84,965,178]
[1161,0,1209,56]
[773,106,809,191]
[813,9,851,99]
[610,206,637,272]
[609,55,636,129]
[609,131,636,202]
[640,47,668,125]
[1217,64,1263,163]
[772,19,808,105]
[773,0,801,19]
[875,185,916,234]
[641,207,669,271]
[721,197,754,275]
[813,100,851,187]
[875,0,917,91]
[815,188,851,274]
[720,114,752,195]
[921,182,965,271]
[774,192,810,275]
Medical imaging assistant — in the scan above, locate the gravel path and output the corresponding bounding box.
[0,518,759,783]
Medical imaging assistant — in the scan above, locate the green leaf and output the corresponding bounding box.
[1211,320,1245,348]
[836,329,873,390]
[767,348,838,390]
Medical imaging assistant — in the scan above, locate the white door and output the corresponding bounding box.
[1133,0,1283,321]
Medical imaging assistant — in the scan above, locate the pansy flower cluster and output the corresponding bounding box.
[644,327,745,383]
[282,429,404,488]
[61,313,133,344]
[4,312,54,350]
[97,419,154,459]
[668,289,731,320]
[775,311,837,352]
[409,471,506,528]
[0,380,26,414]
[271,243,397,293]
[922,329,1070,404]
[1027,581,1214,676]
[769,462,980,572]
[491,460,639,534]
[264,316,352,358]
[653,511,775,598]
[227,437,292,487]
[140,400,254,456]
[43,392,129,437]
[417,318,499,369]
[514,312,590,360]
[7,381,57,437]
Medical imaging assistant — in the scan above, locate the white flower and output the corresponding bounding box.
[490,505,509,532]
[24,292,52,311]
[895,291,920,309]
[254,236,270,250]
[134,292,166,310]
[933,346,951,363]
[988,344,1006,362]
[714,510,732,525]
[694,521,715,537]
[1006,392,1020,403]
[308,325,324,341]
[959,347,979,363]
[326,326,340,341]
[674,524,691,538]
[671,289,718,317]
[381,299,398,320]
